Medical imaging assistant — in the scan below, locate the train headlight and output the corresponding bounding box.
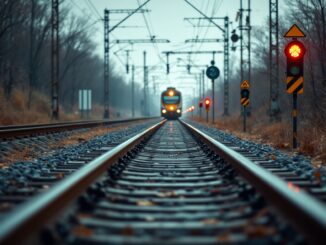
[162,109,167,114]
[169,106,175,111]
[168,90,174,96]
[177,109,181,113]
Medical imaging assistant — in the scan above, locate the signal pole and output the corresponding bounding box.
[51,0,59,120]
[284,30,306,149]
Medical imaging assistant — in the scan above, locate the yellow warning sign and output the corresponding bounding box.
[240,80,250,89]
[241,98,250,106]
[286,76,304,94]
[284,24,306,38]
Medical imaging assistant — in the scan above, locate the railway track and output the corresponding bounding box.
[0,120,325,244]
[187,120,326,204]
[0,117,154,139]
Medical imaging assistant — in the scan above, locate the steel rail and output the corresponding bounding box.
[180,119,326,244]
[0,117,159,138]
[0,119,165,244]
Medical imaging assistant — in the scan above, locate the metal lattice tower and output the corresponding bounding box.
[239,0,251,113]
[223,17,230,116]
[269,0,279,120]
[104,9,109,118]
[103,6,150,119]
[51,0,59,120]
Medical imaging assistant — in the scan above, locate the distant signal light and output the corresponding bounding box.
[204,98,211,111]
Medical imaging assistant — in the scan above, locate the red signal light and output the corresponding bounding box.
[204,98,211,111]
[284,40,305,59]
[288,44,301,58]
[284,40,306,77]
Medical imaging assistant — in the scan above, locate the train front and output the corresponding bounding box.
[161,87,182,119]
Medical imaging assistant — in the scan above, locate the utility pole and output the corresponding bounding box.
[103,9,109,118]
[239,0,251,115]
[224,17,230,116]
[102,2,151,119]
[131,65,135,117]
[269,0,280,121]
[51,0,59,120]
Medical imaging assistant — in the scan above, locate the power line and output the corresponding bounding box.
[85,0,102,19]
[70,0,97,21]
[136,0,166,65]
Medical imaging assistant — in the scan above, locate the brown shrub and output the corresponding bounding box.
[192,111,326,162]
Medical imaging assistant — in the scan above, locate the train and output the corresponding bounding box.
[161,87,182,119]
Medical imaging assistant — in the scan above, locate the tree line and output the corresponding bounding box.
[0,0,148,118]
[0,0,325,123]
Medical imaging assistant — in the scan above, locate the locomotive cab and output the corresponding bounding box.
[161,87,182,120]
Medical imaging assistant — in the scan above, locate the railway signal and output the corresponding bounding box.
[240,81,250,101]
[204,98,211,123]
[284,40,305,94]
[204,98,210,110]
[206,60,220,124]
[284,24,306,149]
[240,80,250,132]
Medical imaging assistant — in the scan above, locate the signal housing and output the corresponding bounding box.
[284,40,306,77]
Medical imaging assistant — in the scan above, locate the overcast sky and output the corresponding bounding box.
[71,0,287,99]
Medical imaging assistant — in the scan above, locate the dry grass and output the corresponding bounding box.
[192,112,326,167]
[0,86,133,126]
[0,87,51,125]
[0,87,108,125]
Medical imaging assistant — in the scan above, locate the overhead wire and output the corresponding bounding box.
[178,0,212,89]
[194,0,221,60]
[185,0,212,71]
[136,0,167,67]
[85,0,103,20]
[70,0,98,22]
